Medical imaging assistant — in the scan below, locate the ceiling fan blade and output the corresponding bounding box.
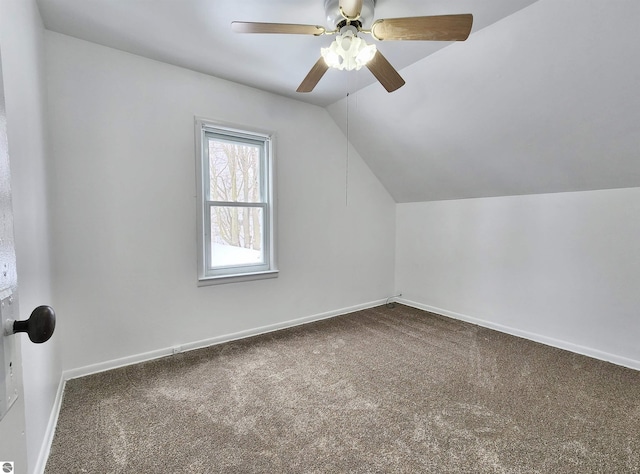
[366,50,405,93]
[231,22,325,36]
[297,58,330,93]
[339,0,364,20]
[371,14,473,41]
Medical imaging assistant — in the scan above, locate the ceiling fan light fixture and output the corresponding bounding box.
[232,0,472,93]
[321,30,377,71]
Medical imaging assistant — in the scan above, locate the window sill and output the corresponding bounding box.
[198,270,279,287]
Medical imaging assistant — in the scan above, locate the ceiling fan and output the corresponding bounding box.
[231,0,473,93]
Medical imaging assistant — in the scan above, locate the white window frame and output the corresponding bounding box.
[195,117,277,285]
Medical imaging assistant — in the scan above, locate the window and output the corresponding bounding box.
[195,118,277,284]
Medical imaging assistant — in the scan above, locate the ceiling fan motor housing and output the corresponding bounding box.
[325,0,376,28]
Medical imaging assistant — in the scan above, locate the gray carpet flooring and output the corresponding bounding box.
[45,305,640,473]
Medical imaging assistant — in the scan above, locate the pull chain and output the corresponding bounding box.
[346,92,349,206]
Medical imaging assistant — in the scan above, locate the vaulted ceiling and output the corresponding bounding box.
[328,0,640,201]
[37,0,640,202]
[36,0,537,106]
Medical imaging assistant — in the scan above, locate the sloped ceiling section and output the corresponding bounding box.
[328,0,640,202]
[37,0,537,107]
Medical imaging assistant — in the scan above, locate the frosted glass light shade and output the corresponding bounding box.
[321,31,377,71]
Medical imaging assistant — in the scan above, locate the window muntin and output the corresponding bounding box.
[196,119,276,283]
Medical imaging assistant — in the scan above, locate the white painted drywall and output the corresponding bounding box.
[44,32,396,372]
[396,188,640,367]
[0,1,61,472]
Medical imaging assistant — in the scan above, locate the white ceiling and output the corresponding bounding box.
[37,0,537,107]
[36,0,640,202]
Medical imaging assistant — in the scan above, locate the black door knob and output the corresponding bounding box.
[13,305,56,343]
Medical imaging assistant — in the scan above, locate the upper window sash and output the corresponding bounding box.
[203,130,268,205]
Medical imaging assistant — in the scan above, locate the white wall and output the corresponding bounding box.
[396,187,640,369]
[0,0,61,472]
[44,32,396,372]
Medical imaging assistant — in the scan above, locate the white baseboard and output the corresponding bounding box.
[398,298,640,372]
[63,298,387,381]
[33,374,66,474]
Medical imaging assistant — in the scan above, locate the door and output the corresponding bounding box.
[0,47,28,472]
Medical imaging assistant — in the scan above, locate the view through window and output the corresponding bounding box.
[196,120,276,283]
